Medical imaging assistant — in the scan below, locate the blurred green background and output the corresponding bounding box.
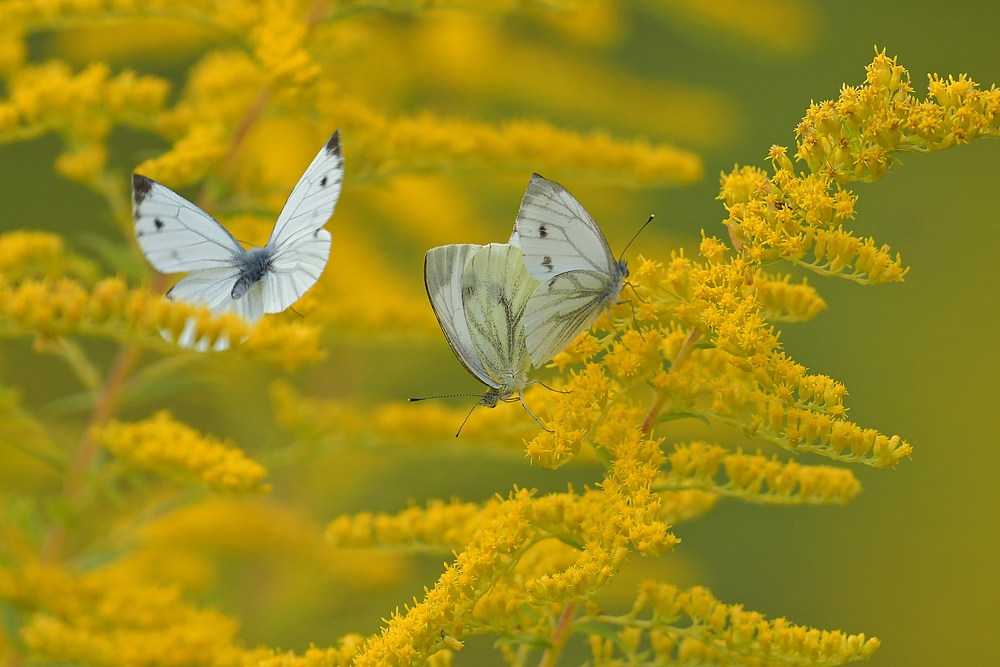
[1,1,998,665]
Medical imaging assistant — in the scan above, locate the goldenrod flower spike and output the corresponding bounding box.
[583,581,880,665]
[723,50,998,284]
[0,564,260,667]
[0,277,321,368]
[93,411,270,494]
[656,442,862,505]
[0,231,99,284]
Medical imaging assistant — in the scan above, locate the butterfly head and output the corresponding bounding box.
[480,391,501,409]
[617,258,630,279]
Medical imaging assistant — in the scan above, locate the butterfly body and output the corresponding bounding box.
[513,173,630,367]
[132,130,343,335]
[231,247,273,299]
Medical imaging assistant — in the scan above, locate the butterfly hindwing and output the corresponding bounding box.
[523,270,614,366]
[514,173,616,280]
[461,243,537,389]
[166,267,243,312]
[132,175,245,273]
[424,244,497,389]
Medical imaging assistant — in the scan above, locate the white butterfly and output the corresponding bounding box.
[513,173,631,367]
[416,242,547,434]
[131,131,343,347]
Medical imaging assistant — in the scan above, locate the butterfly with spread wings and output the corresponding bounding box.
[131,131,343,347]
[512,173,632,367]
[416,242,548,435]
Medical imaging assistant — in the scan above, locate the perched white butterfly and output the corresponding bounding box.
[513,173,642,367]
[131,131,343,347]
[413,242,548,435]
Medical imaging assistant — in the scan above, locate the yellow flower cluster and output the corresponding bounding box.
[252,638,366,667]
[753,270,827,322]
[624,254,912,468]
[319,90,703,185]
[657,441,861,505]
[723,51,999,284]
[0,231,99,283]
[0,61,168,183]
[328,499,495,552]
[0,563,259,667]
[93,411,269,494]
[584,580,880,665]
[349,433,678,665]
[0,276,321,368]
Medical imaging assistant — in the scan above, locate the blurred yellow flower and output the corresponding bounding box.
[93,411,270,494]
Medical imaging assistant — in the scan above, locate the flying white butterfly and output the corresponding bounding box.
[413,242,548,436]
[131,131,344,348]
[513,173,648,367]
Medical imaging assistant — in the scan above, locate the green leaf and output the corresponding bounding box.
[691,340,716,350]
[658,411,711,428]
[572,622,633,655]
[493,635,553,650]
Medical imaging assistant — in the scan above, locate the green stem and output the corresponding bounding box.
[42,343,141,562]
[55,339,102,394]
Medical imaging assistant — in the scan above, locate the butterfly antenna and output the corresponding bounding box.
[409,393,486,402]
[288,306,305,319]
[618,214,655,263]
[455,400,481,438]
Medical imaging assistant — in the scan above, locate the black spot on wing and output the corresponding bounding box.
[320,176,327,187]
[325,130,341,157]
[539,224,547,238]
[154,218,165,230]
[542,256,554,272]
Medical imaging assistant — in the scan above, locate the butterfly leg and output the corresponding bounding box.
[614,298,646,341]
[516,393,551,432]
[624,281,649,304]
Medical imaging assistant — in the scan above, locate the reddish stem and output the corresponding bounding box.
[642,328,701,435]
[537,601,579,667]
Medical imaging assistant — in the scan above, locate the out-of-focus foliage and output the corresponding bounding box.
[0,1,997,666]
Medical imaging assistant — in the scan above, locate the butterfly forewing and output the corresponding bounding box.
[259,131,343,313]
[523,270,614,366]
[267,131,344,250]
[132,175,245,273]
[514,173,616,279]
[461,244,537,388]
[424,244,497,389]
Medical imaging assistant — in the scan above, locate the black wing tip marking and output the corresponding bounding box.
[132,174,153,206]
[325,130,341,157]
